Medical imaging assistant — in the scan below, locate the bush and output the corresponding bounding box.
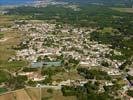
[127,90,133,97]
[47,89,53,94]
[0,71,11,83]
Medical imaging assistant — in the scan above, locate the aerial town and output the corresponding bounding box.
[0,19,132,99]
[0,1,133,100]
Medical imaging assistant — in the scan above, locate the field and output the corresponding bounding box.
[0,32,4,39]
[25,88,41,100]
[0,14,13,27]
[52,70,84,82]
[0,15,28,72]
[112,8,133,13]
[97,27,114,33]
[41,88,77,100]
[0,87,77,100]
[0,88,41,100]
[0,30,27,71]
[0,88,8,94]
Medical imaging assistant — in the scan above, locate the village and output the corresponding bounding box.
[0,20,133,99]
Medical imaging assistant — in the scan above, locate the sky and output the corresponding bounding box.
[0,0,36,5]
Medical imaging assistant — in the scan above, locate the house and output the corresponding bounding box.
[105,81,114,86]
[107,69,121,76]
[79,61,91,67]
[18,72,46,82]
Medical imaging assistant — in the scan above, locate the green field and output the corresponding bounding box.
[0,88,8,94]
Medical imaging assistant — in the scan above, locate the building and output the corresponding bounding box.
[31,61,61,68]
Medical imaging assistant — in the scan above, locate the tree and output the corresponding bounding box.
[47,89,53,94]
[101,61,109,67]
[7,75,27,90]
[127,90,133,97]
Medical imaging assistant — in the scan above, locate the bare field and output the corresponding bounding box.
[25,88,41,100]
[0,89,31,100]
[0,93,15,100]
[0,88,41,100]
[13,89,32,100]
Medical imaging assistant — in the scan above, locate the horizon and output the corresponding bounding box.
[0,0,36,6]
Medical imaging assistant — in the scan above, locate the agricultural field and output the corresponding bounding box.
[25,88,41,100]
[0,87,76,100]
[41,88,77,100]
[0,88,41,100]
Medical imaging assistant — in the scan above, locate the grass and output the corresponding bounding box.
[0,15,26,71]
[41,88,77,100]
[0,33,4,39]
[0,14,29,28]
[52,70,84,82]
[97,27,113,33]
[0,88,8,94]
[0,26,28,71]
[0,70,10,83]
[0,14,14,27]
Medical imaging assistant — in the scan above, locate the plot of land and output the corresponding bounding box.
[0,88,41,100]
[112,8,133,13]
[41,88,77,100]
[0,88,77,100]
[0,31,27,71]
[0,14,29,72]
[25,88,41,100]
[52,70,84,82]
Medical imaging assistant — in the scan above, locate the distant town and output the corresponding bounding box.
[0,2,133,100]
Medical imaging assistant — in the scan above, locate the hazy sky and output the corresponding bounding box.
[0,0,36,5]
